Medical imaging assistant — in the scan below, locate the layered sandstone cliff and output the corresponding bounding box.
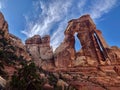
[25,35,54,69]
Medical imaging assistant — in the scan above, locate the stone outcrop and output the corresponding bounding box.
[54,34,75,67]
[24,14,120,90]
[24,14,120,70]
[0,12,9,40]
[0,12,31,80]
[0,12,31,61]
[106,46,120,64]
[9,34,31,61]
[54,15,120,68]
[51,15,120,89]
[25,35,42,44]
[25,35,54,69]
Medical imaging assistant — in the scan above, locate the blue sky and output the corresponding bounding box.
[0,0,120,51]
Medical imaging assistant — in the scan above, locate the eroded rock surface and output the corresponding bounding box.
[54,15,120,68]
[25,35,54,69]
[0,12,31,84]
[9,34,31,61]
[0,12,31,61]
[51,15,120,89]
[0,12,9,40]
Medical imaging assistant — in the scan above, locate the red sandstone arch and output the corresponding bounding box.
[64,15,109,64]
[55,15,110,67]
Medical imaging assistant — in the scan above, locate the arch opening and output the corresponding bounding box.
[94,32,107,61]
[74,33,81,52]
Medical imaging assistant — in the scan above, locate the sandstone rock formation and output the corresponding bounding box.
[25,35,54,69]
[1,11,120,90]
[0,12,31,80]
[0,12,9,40]
[0,12,31,61]
[55,14,120,68]
[52,15,120,89]
[9,34,31,61]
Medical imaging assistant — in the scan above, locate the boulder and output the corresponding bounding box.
[43,83,54,90]
[57,79,68,89]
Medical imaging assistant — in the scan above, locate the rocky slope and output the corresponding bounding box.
[0,12,31,88]
[0,12,31,62]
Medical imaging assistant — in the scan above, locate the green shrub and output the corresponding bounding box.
[10,61,46,90]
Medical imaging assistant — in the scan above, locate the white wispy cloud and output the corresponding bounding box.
[22,0,72,37]
[51,19,67,50]
[0,0,7,10]
[0,1,3,10]
[22,0,118,51]
[89,0,117,19]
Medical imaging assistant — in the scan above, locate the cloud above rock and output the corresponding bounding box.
[22,0,118,51]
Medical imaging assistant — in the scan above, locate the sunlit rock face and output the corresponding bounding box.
[0,12,31,80]
[25,14,120,69]
[25,35,54,69]
[0,12,31,61]
[0,12,9,40]
[49,15,120,90]
[9,34,31,61]
[25,35,42,44]
[54,14,120,68]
